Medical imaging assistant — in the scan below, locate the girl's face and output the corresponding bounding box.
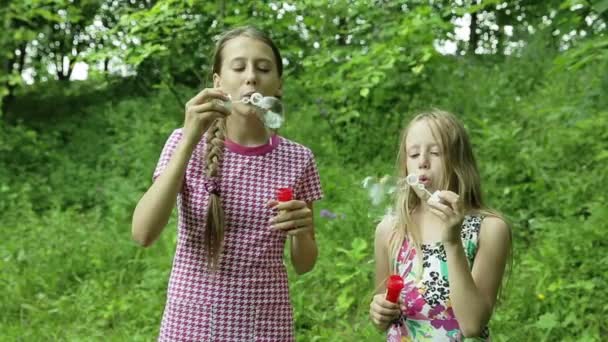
[213,36,282,117]
[405,119,446,195]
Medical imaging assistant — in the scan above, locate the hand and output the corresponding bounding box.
[427,191,465,244]
[267,199,313,236]
[369,292,401,331]
[183,88,231,146]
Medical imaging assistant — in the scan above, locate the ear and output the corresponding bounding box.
[213,73,221,88]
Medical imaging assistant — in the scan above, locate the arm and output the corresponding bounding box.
[374,216,393,294]
[268,201,317,274]
[444,216,511,337]
[289,202,318,274]
[131,88,230,247]
[131,139,195,247]
[369,216,401,331]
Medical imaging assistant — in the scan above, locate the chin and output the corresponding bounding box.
[233,104,255,117]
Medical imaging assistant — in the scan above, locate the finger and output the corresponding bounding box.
[411,185,431,201]
[369,310,390,324]
[371,310,400,326]
[186,111,227,129]
[270,207,310,224]
[373,295,401,310]
[271,218,313,231]
[371,312,385,326]
[443,191,464,214]
[371,315,387,331]
[190,102,231,116]
[429,207,448,221]
[371,312,394,325]
[188,88,229,106]
[371,303,401,317]
[428,199,453,216]
[452,198,463,215]
[439,191,459,204]
[438,191,460,210]
[285,227,313,236]
[377,299,401,311]
[272,199,307,211]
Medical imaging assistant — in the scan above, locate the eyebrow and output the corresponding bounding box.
[228,57,273,64]
[407,143,439,149]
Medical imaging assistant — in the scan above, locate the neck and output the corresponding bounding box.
[410,205,443,242]
[225,114,271,146]
[412,203,435,220]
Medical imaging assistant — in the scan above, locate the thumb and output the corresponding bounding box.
[266,199,279,208]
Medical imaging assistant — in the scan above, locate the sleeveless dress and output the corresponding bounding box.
[387,215,490,342]
[153,129,323,341]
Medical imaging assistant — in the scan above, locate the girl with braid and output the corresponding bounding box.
[131,26,323,341]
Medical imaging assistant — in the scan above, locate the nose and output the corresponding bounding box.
[244,66,258,86]
[418,152,430,169]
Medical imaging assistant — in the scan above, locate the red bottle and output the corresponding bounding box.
[277,188,293,215]
[277,188,293,202]
[386,274,404,303]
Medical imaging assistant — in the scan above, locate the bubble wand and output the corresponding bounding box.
[224,93,284,129]
[405,174,440,203]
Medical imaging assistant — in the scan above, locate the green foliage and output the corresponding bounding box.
[298,3,450,163]
[555,35,608,70]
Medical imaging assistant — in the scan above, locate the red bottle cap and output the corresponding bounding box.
[277,187,293,202]
[385,274,404,303]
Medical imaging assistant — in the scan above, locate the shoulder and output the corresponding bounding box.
[157,128,184,155]
[375,214,397,243]
[169,128,184,139]
[479,214,511,249]
[277,135,315,159]
[160,128,184,147]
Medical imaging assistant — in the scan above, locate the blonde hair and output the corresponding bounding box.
[204,26,283,270]
[388,109,511,290]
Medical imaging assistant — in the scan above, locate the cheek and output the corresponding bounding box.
[405,160,414,173]
[219,68,241,82]
[219,74,238,86]
[261,74,281,87]
[433,164,448,185]
[432,161,445,174]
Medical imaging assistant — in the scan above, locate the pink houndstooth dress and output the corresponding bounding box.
[153,129,323,341]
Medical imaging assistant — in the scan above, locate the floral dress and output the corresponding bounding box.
[387,215,490,342]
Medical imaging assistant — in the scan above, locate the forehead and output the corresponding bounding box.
[222,36,275,63]
[405,119,439,147]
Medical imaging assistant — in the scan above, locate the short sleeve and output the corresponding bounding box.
[294,153,323,203]
[153,129,184,182]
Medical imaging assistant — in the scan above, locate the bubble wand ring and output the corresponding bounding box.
[405,174,440,203]
[224,92,284,129]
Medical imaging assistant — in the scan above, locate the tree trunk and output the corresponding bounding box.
[496,10,505,55]
[1,44,26,116]
[56,56,75,81]
[16,43,26,74]
[469,11,478,55]
[218,0,225,19]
